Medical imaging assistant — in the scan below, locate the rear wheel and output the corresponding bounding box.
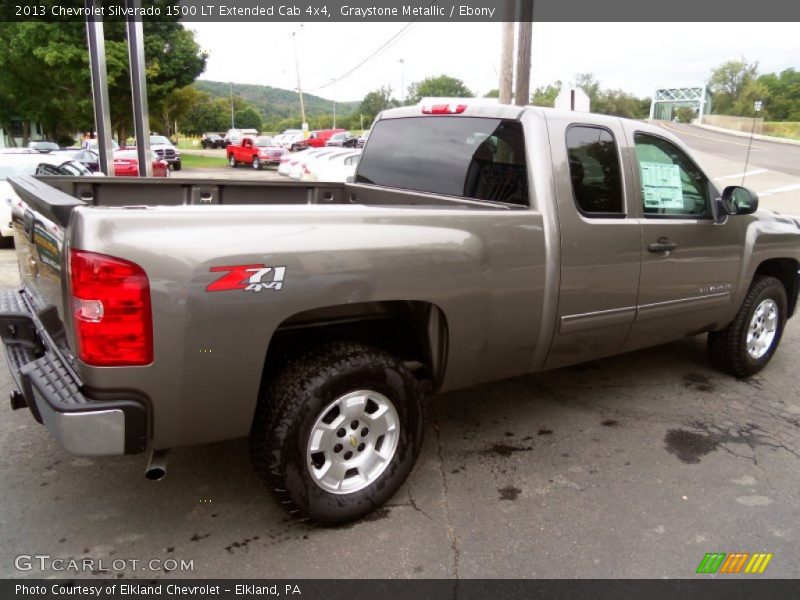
[708,275,787,377]
[253,157,262,170]
[250,342,424,525]
[228,155,236,168]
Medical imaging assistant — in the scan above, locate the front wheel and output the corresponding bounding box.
[228,155,236,168]
[708,275,788,377]
[250,342,424,525]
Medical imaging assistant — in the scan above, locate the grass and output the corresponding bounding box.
[180,153,228,169]
[762,122,800,141]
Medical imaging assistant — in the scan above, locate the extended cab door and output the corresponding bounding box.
[621,124,744,351]
[544,114,642,369]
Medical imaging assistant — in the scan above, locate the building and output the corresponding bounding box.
[0,120,46,148]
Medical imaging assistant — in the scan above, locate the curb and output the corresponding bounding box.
[695,123,800,147]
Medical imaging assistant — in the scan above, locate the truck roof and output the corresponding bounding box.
[381,100,639,125]
[378,101,680,146]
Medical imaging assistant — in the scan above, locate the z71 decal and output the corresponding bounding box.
[207,264,286,293]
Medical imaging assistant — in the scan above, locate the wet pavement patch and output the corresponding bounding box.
[498,485,521,501]
[683,372,715,393]
[537,429,553,435]
[484,443,534,457]
[664,423,768,464]
[601,420,619,427]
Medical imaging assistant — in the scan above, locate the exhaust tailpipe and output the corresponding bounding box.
[145,449,169,481]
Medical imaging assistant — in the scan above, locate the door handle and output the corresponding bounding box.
[648,237,678,253]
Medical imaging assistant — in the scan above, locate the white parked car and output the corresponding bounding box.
[282,148,330,178]
[305,150,361,182]
[288,149,345,181]
[0,154,99,244]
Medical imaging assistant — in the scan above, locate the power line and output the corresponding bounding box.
[305,21,416,92]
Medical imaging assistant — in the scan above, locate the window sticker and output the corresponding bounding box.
[640,161,683,210]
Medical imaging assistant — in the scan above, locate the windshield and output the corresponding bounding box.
[31,141,59,151]
[255,137,274,147]
[0,162,38,179]
[149,136,171,145]
[56,161,92,176]
[87,139,120,151]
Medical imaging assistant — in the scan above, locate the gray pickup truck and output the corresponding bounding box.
[3,103,800,524]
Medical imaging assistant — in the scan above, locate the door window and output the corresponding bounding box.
[634,133,711,217]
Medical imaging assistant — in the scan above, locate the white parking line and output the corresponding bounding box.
[758,183,800,197]
[715,169,769,181]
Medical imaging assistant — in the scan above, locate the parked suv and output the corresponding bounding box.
[201,133,225,149]
[147,135,181,171]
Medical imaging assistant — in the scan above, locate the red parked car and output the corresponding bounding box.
[227,135,286,169]
[113,149,169,177]
[306,128,346,148]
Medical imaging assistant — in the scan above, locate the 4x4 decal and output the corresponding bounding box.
[206,264,286,293]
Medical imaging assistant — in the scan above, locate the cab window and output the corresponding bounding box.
[566,125,624,217]
[356,116,528,206]
[634,133,711,217]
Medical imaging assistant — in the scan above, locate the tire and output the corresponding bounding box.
[173,162,182,171]
[250,342,424,525]
[228,155,237,168]
[708,275,788,378]
[253,157,261,170]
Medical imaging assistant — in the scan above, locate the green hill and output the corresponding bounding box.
[193,80,360,123]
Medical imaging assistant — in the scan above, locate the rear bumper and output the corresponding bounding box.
[0,290,148,456]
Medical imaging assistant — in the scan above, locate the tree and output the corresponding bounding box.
[234,106,263,131]
[406,75,473,104]
[0,17,206,144]
[573,73,601,103]
[757,68,800,121]
[484,89,500,98]
[708,58,759,114]
[531,81,562,107]
[359,86,399,124]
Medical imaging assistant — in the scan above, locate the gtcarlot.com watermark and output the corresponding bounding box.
[15,553,194,573]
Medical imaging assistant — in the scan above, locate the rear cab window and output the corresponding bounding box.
[566,125,624,217]
[356,116,529,207]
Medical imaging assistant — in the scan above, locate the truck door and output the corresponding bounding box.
[544,115,642,369]
[621,125,744,351]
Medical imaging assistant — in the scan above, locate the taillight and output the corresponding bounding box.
[69,249,153,366]
[422,103,467,114]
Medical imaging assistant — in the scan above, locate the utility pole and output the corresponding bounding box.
[331,79,336,129]
[229,82,235,129]
[292,28,307,137]
[514,0,533,107]
[499,22,514,104]
[125,0,152,177]
[84,0,114,176]
[399,58,405,104]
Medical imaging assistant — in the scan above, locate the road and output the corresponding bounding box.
[659,123,800,216]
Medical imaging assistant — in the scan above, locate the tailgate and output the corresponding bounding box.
[8,175,84,333]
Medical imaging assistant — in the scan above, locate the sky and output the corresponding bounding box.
[188,22,800,102]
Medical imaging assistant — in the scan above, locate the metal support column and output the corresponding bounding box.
[125,0,152,176]
[84,0,114,176]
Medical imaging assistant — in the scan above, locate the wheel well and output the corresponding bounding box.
[755,258,799,317]
[262,300,448,390]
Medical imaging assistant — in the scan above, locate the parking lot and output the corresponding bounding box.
[0,127,799,579]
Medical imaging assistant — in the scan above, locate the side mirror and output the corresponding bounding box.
[721,185,759,216]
